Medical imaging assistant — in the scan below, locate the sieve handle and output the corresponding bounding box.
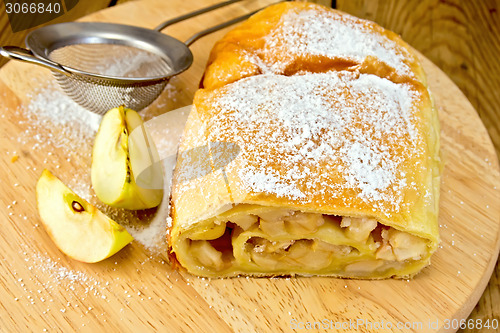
[154,0,242,31]
[0,46,71,76]
[184,7,260,46]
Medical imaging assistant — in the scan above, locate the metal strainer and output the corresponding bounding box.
[0,0,269,114]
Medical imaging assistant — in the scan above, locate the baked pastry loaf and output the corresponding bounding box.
[201,1,427,89]
[168,1,440,278]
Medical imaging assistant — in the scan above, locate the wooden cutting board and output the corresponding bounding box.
[0,0,499,332]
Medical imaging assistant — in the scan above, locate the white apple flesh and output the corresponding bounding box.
[91,106,163,210]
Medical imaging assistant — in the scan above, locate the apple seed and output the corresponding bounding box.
[71,201,85,213]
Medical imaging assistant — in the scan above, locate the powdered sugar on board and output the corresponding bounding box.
[21,83,101,151]
[255,7,414,78]
[16,81,179,252]
[203,71,425,215]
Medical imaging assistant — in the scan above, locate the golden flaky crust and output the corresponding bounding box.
[201,1,427,90]
[168,1,440,278]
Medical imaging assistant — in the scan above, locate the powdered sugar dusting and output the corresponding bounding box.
[202,71,423,214]
[16,79,181,252]
[28,88,101,132]
[340,141,406,202]
[23,83,101,149]
[240,168,307,200]
[261,7,413,77]
[22,249,106,297]
[94,49,171,78]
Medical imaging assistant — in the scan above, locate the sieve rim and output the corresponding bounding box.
[25,22,194,85]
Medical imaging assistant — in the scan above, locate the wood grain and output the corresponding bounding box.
[334,1,500,330]
[0,0,498,332]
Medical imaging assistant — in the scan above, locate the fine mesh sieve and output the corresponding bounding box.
[0,0,273,114]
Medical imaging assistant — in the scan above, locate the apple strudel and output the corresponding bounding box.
[168,1,440,279]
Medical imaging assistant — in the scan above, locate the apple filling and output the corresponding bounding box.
[180,206,431,277]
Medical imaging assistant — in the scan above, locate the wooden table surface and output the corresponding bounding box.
[0,0,499,332]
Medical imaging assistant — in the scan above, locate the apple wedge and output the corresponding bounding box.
[36,169,134,263]
[91,106,163,210]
